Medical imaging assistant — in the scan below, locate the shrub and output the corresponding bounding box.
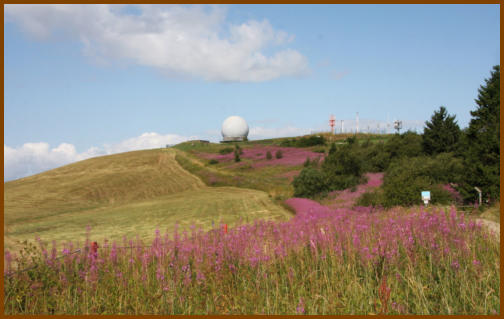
[312,147,326,153]
[310,157,321,167]
[303,157,311,167]
[279,139,294,147]
[294,143,364,196]
[280,136,326,148]
[219,147,234,155]
[208,159,219,165]
[356,189,385,208]
[328,143,337,155]
[346,136,357,145]
[234,149,241,162]
[266,151,273,160]
[292,167,329,198]
[275,150,283,159]
[381,154,464,207]
[295,135,326,147]
[325,174,361,191]
[368,145,391,172]
[430,185,454,205]
[362,138,372,148]
[322,144,362,178]
[385,131,423,159]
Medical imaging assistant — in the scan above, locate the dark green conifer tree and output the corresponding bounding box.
[459,65,500,202]
[422,106,461,155]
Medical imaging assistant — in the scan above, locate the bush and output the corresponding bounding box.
[328,143,337,155]
[275,150,283,159]
[266,151,273,160]
[310,157,321,167]
[362,138,372,148]
[357,189,385,208]
[219,147,234,155]
[279,139,294,147]
[284,135,326,148]
[293,143,364,196]
[279,136,326,148]
[296,135,326,147]
[312,147,326,153]
[381,154,464,207]
[322,144,362,178]
[208,159,219,165]
[385,131,423,159]
[292,167,329,198]
[303,157,311,167]
[368,145,391,172]
[325,174,362,191]
[346,136,357,145]
[234,149,241,162]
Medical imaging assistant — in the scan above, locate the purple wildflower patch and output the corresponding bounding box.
[198,146,323,168]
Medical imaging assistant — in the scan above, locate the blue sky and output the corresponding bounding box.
[4,4,500,181]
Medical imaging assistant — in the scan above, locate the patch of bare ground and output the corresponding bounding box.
[475,218,500,242]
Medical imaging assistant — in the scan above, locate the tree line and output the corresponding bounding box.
[293,65,500,208]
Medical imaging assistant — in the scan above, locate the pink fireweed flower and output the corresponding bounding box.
[156,265,165,281]
[196,271,206,283]
[183,273,191,287]
[296,298,305,314]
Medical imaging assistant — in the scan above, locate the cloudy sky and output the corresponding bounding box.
[4,4,500,181]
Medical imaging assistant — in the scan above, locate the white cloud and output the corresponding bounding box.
[103,132,196,154]
[5,4,309,82]
[4,132,195,181]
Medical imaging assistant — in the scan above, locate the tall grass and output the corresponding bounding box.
[4,206,499,314]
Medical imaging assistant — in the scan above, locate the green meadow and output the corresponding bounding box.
[4,148,291,252]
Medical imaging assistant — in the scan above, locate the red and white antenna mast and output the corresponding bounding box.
[329,114,336,134]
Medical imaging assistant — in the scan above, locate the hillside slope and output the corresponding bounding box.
[4,148,292,251]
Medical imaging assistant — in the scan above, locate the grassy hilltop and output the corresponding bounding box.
[4,148,292,252]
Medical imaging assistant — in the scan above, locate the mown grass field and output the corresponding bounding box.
[4,148,292,252]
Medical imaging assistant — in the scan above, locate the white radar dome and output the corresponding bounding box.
[221,116,249,142]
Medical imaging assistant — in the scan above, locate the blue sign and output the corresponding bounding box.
[421,191,431,200]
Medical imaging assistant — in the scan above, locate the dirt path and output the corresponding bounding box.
[475,218,500,242]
